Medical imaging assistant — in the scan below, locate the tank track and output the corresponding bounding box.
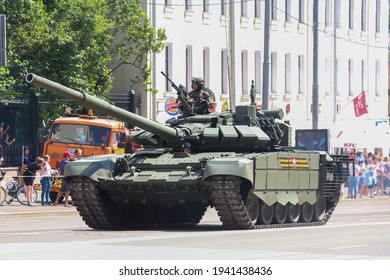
[71,175,338,230]
[71,178,207,230]
[209,176,337,230]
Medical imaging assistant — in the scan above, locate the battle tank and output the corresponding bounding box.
[26,73,351,230]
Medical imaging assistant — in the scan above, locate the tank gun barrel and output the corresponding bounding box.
[26,73,180,142]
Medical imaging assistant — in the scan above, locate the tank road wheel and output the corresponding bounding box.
[169,205,186,223]
[244,192,260,225]
[103,204,141,228]
[257,200,274,225]
[186,204,200,222]
[141,204,155,224]
[313,197,326,222]
[155,206,170,224]
[120,205,141,226]
[272,202,287,224]
[286,203,300,223]
[299,202,314,223]
[186,203,208,224]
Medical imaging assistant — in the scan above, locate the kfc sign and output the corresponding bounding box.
[343,143,357,148]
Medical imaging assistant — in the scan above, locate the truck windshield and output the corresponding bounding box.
[50,123,111,146]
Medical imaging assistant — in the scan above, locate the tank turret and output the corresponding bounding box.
[26,73,350,231]
[26,73,288,152]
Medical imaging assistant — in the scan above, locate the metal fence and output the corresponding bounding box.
[1,142,34,167]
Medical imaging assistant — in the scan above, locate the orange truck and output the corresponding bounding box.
[43,112,133,168]
[41,112,140,201]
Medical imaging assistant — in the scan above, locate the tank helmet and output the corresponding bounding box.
[191,77,204,90]
[184,142,191,148]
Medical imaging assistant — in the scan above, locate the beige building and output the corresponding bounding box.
[111,0,389,155]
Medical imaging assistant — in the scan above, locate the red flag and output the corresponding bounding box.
[353,91,368,117]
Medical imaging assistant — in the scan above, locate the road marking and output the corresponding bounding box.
[329,245,370,250]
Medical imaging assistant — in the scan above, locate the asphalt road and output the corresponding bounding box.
[0,196,389,260]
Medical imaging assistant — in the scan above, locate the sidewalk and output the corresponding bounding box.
[1,168,77,216]
[0,202,77,216]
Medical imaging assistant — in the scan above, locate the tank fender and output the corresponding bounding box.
[63,155,118,182]
[202,157,254,184]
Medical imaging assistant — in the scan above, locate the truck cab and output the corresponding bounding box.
[43,113,128,167]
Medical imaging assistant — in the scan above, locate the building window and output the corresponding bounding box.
[165,44,173,92]
[285,0,291,23]
[255,51,262,95]
[271,52,278,94]
[348,59,354,96]
[203,47,210,88]
[349,0,354,30]
[186,46,193,91]
[335,0,341,28]
[285,53,291,94]
[221,49,228,95]
[324,57,331,95]
[221,0,227,16]
[361,59,366,91]
[375,60,380,97]
[204,0,209,13]
[165,0,172,6]
[361,0,367,31]
[242,50,248,95]
[241,0,248,17]
[185,0,192,11]
[298,0,304,23]
[298,55,305,95]
[255,0,261,19]
[375,0,381,33]
[271,0,278,21]
[325,0,331,27]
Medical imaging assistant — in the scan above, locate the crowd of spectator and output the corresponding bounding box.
[344,151,390,199]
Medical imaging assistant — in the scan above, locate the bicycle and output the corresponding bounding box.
[0,171,7,205]
[0,176,38,205]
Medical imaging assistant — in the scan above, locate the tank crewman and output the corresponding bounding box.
[183,142,192,155]
[188,77,214,115]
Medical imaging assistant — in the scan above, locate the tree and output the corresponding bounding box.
[0,0,166,142]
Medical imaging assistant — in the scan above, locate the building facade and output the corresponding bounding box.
[111,0,389,155]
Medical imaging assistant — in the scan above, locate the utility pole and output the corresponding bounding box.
[262,0,271,110]
[228,0,236,111]
[0,14,6,67]
[312,0,319,129]
[333,0,338,123]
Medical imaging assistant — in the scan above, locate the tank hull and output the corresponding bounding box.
[65,150,349,230]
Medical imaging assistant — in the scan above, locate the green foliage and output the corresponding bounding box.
[0,0,166,141]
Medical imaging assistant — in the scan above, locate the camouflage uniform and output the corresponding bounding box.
[188,88,214,115]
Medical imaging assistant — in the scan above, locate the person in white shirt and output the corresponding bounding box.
[40,155,52,206]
